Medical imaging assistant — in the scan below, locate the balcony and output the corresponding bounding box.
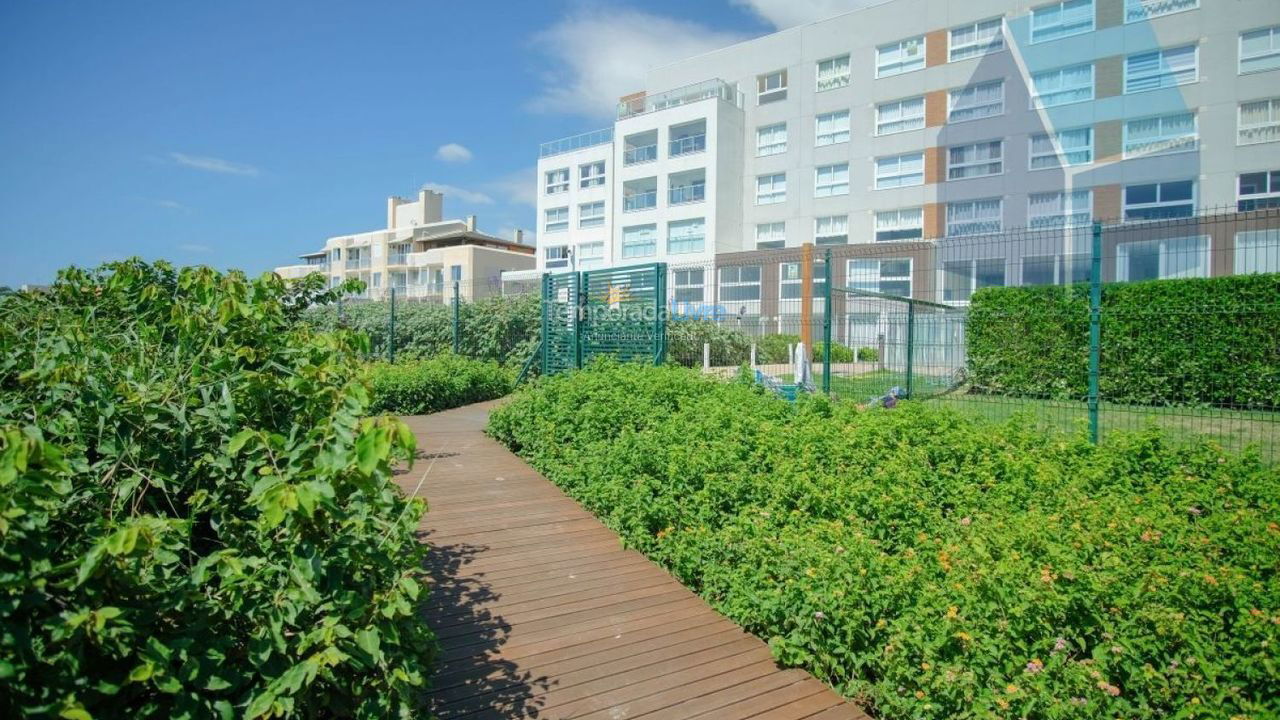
[617,78,742,120]
[669,183,706,206]
[624,143,657,166]
[1125,0,1199,23]
[388,252,410,266]
[1239,122,1280,146]
[624,190,657,213]
[539,127,614,158]
[669,133,706,157]
[345,257,371,270]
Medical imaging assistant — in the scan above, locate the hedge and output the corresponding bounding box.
[0,262,433,719]
[367,354,513,415]
[966,274,1280,409]
[488,362,1280,720]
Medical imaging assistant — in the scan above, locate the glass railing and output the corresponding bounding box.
[669,184,706,205]
[539,127,614,158]
[617,79,742,119]
[624,191,657,212]
[345,257,371,270]
[388,253,409,266]
[624,144,658,165]
[669,134,706,157]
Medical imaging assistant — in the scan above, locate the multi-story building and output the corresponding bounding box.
[275,189,535,301]
[533,0,1280,305]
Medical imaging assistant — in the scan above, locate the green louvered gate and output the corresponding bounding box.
[540,262,667,376]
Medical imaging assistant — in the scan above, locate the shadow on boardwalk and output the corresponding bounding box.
[422,536,553,718]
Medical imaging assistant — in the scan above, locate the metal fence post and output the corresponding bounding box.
[452,281,461,354]
[904,299,915,400]
[388,287,396,363]
[1088,220,1103,444]
[540,273,550,376]
[822,248,833,396]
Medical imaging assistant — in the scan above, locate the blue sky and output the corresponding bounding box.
[0,0,873,287]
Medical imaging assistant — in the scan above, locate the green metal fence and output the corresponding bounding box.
[541,262,668,375]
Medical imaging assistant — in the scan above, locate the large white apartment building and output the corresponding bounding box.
[276,189,535,301]
[534,0,1280,289]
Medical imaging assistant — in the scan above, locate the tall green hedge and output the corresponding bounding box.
[0,262,433,718]
[966,274,1280,409]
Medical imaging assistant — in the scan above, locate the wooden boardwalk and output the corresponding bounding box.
[399,401,869,720]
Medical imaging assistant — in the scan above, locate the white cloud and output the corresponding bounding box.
[150,199,191,213]
[179,243,212,254]
[529,7,748,118]
[730,0,889,29]
[435,143,473,163]
[168,152,259,176]
[421,182,495,205]
[486,167,537,207]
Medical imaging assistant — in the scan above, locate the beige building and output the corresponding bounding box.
[274,189,535,301]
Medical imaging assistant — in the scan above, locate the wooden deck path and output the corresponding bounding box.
[399,401,870,720]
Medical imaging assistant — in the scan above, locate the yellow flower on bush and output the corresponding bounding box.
[945,606,960,620]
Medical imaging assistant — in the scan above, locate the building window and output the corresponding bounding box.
[1028,189,1092,229]
[621,224,657,259]
[946,198,1003,236]
[875,207,924,242]
[1030,0,1094,44]
[758,69,788,104]
[849,258,912,297]
[876,96,925,135]
[1023,254,1091,285]
[948,140,1004,180]
[1240,26,1280,74]
[1123,112,1197,158]
[667,218,706,254]
[544,246,570,269]
[814,215,849,245]
[577,242,604,270]
[1123,180,1195,220]
[950,17,1004,61]
[1117,235,1208,281]
[543,206,569,232]
[816,54,851,91]
[331,248,342,261]
[756,173,787,204]
[875,152,924,189]
[578,161,605,188]
[1030,63,1094,107]
[545,168,569,195]
[669,172,706,205]
[669,121,706,157]
[1234,230,1280,274]
[756,222,785,249]
[673,268,705,303]
[1239,98,1280,146]
[815,163,850,197]
[756,123,788,156]
[718,265,762,302]
[815,110,850,146]
[371,272,382,288]
[1125,45,1198,93]
[780,260,829,300]
[876,35,925,77]
[948,80,1004,123]
[943,258,1005,302]
[1029,127,1094,169]
[1126,0,1198,23]
[578,201,605,228]
[1238,170,1280,210]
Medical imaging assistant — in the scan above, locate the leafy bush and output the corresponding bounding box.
[758,334,802,364]
[367,354,512,415]
[857,346,879,363]
[0,262,433,719]
[812,341,854,364]
[967,274,1280,408]
[489,362,1280,720]
[668,318,753,367]
[305,293,540,368]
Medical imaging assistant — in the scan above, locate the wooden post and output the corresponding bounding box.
[800,243,814,349]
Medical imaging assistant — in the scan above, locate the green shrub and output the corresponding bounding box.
[967,274,1280,408]
[668,318,753,367]
[0,261,433,719]
[857,346,879,362]
[488,362,1280,720]
[812,341,854,363]
[367,354,512,415]
[305,293,540,367]
[758,334,802,364]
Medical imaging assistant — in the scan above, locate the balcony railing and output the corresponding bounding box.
[669,183,706,205]
[1239,123,1280,146]
[539,127,614,158]
[669,134,706,157]
[623,190,657,212]
[1125,0,1198,23]
[388,253,409,266]
[617,78,742,120]
[345,257,371,270]
[624,144,658,166]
